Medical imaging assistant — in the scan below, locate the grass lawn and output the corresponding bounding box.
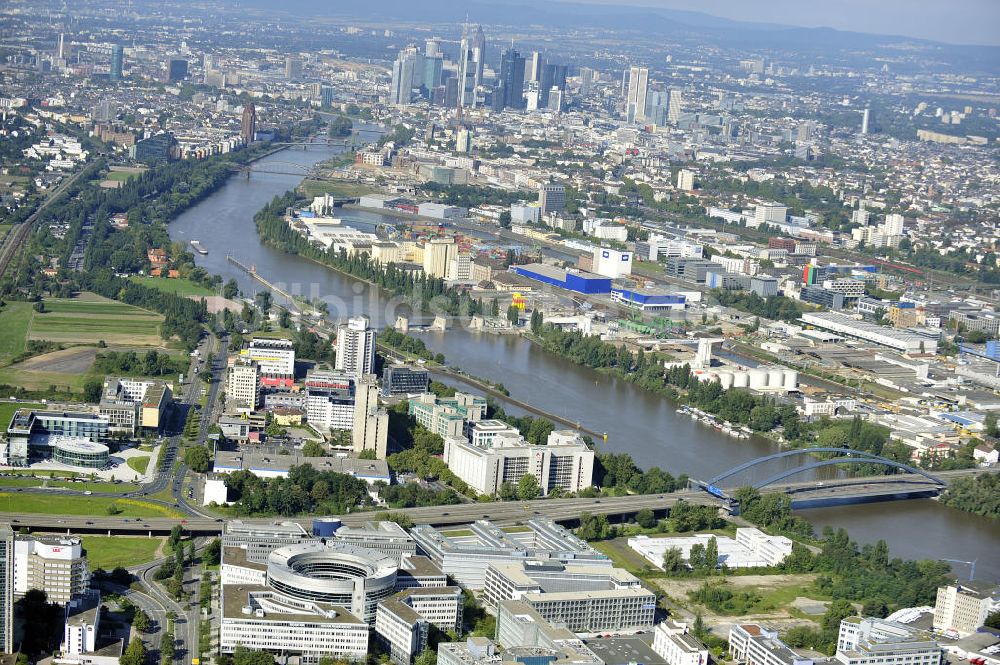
[0,493,183,518]
[29,295,163,346]
[82,536,164,570]
[0,302,34,365]
[0,367,90,392]
[103,171,137,182]
[0,402,43,428]
[127,456,151,474]
[129,276,215,297]
[440,529,474,538]
[298,179,375,199]
[0,477,138,492]
[0,224,12,241]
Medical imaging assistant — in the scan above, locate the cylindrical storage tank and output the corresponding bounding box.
[733,371,750,388]
[784,370,799,390]
[312,518,342,537]
[748,369,768,389]
[767,368,784,389]
[718,372,734,390]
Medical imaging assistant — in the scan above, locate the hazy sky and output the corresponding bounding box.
[556,0,1000,46]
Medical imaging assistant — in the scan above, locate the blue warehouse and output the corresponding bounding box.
[512,263,611,294]
[611,287,687,312]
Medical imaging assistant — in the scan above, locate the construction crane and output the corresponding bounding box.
[942,558,977,581]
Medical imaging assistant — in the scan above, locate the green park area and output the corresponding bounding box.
[0,476,139,493]
[81,536,164,570]
[129,276,216,297]
[0,492,183,518]
[127,456,151,474]
[298,178,375,199]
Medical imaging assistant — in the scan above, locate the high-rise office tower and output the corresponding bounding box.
[423,237,457,279]
[352,375,388,459]
[498,47,526,110]
[285,55,302,80]
[0,525,12,654]
[423,55,443,93]
[204,53,216,72]
[579,67,593,96]
[57,33,65,59]
[335,316,376,378]
[528,51,544,83]
[861,107,870,135]
[110,44,123,81]
[667,88,683,124]
[390,48,422,106]
[538,181,566,215]
[425,38,441,58]
[625,66,649,123]
[167,58,188,82]
[240,102,256,144]
[458,25,485,108]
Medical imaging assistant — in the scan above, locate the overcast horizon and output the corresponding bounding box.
[549,0,1000,47]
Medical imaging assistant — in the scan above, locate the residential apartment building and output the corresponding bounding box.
[336,316,377,378]
[353,374,388,459]
[226,358,261,409]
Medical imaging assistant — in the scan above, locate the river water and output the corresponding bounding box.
[168,142,1000,582]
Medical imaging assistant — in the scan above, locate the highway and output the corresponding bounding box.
[6,469,988,536]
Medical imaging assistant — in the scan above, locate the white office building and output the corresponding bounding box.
[376,587,464,664]
[226,358,260,409]
[836,618,941,665]
[592,248,632,278]
[729,624,816,665]
[754,203,788,227]
[652,620,710,665]
[241,337,295,388]
[304,370,355,432]
[14,536,90,605]
[628,528,792,570]
[444,430,594,497]
[933,584,1000,637]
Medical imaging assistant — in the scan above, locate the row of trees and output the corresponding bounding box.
[939,474,1000,517]
[224,464,372,516]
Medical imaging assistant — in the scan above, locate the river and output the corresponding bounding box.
[168,142,1000,582]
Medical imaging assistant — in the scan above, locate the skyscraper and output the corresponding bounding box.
[498,47,526,110]
[390,48,422,106]
[423,55,443,92]
[539,181,566,215]
[579,67,593,96]
[110,44,123,81]
[458,24,485,108]
[352,375,388,459]
[667,88,683,124]
[335,315,376,378]
[57,33,65,60]
[528,51,544,83]
[625,66,649,123]
[425,38,441,58]
[285,56,302,80]
[0,525,12,654]
[240,102,256,144]
[861,107,870,135]
[167,58,188,82]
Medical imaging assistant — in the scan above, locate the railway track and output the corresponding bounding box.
[0,167,90,279]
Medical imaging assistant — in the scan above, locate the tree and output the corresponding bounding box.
[204,537,221,566]
[120,637,147,665]
[498,481,517,501]
[83,378,104,403]
[358,448,377,460]
[702,536,719,573]
[986,411,999,438]
[184,445,212,473]
[133,608,152,632]
[517,474,541,500]
[33,301,45,313]
[577,512,613,541]
[223,278,239,299]
[415,650,437,665]
[635,508,657,529]
[498,210,512,228]
[233,645,275,665]
[986,610,1000,630]
[302,440,326,457]
[507,305,520,325]
[662,547,686,574]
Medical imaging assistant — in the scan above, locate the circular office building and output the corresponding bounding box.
[49,436,110,469]
[266,542,397,622]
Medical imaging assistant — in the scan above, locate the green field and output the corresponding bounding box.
[81,536,164,570]
[0,477,139,493]
[0,493,183,518]
[0,402,43,428]
[127,456,151,474]
[0,302,34,365]
[104,171,136,182]
[129,276,215,297]
[299,179,375,199]
[29,297,163,346]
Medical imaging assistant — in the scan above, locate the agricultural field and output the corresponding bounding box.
[129,276,215,297]
[28,294,163,346]
[0,301,34,365]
